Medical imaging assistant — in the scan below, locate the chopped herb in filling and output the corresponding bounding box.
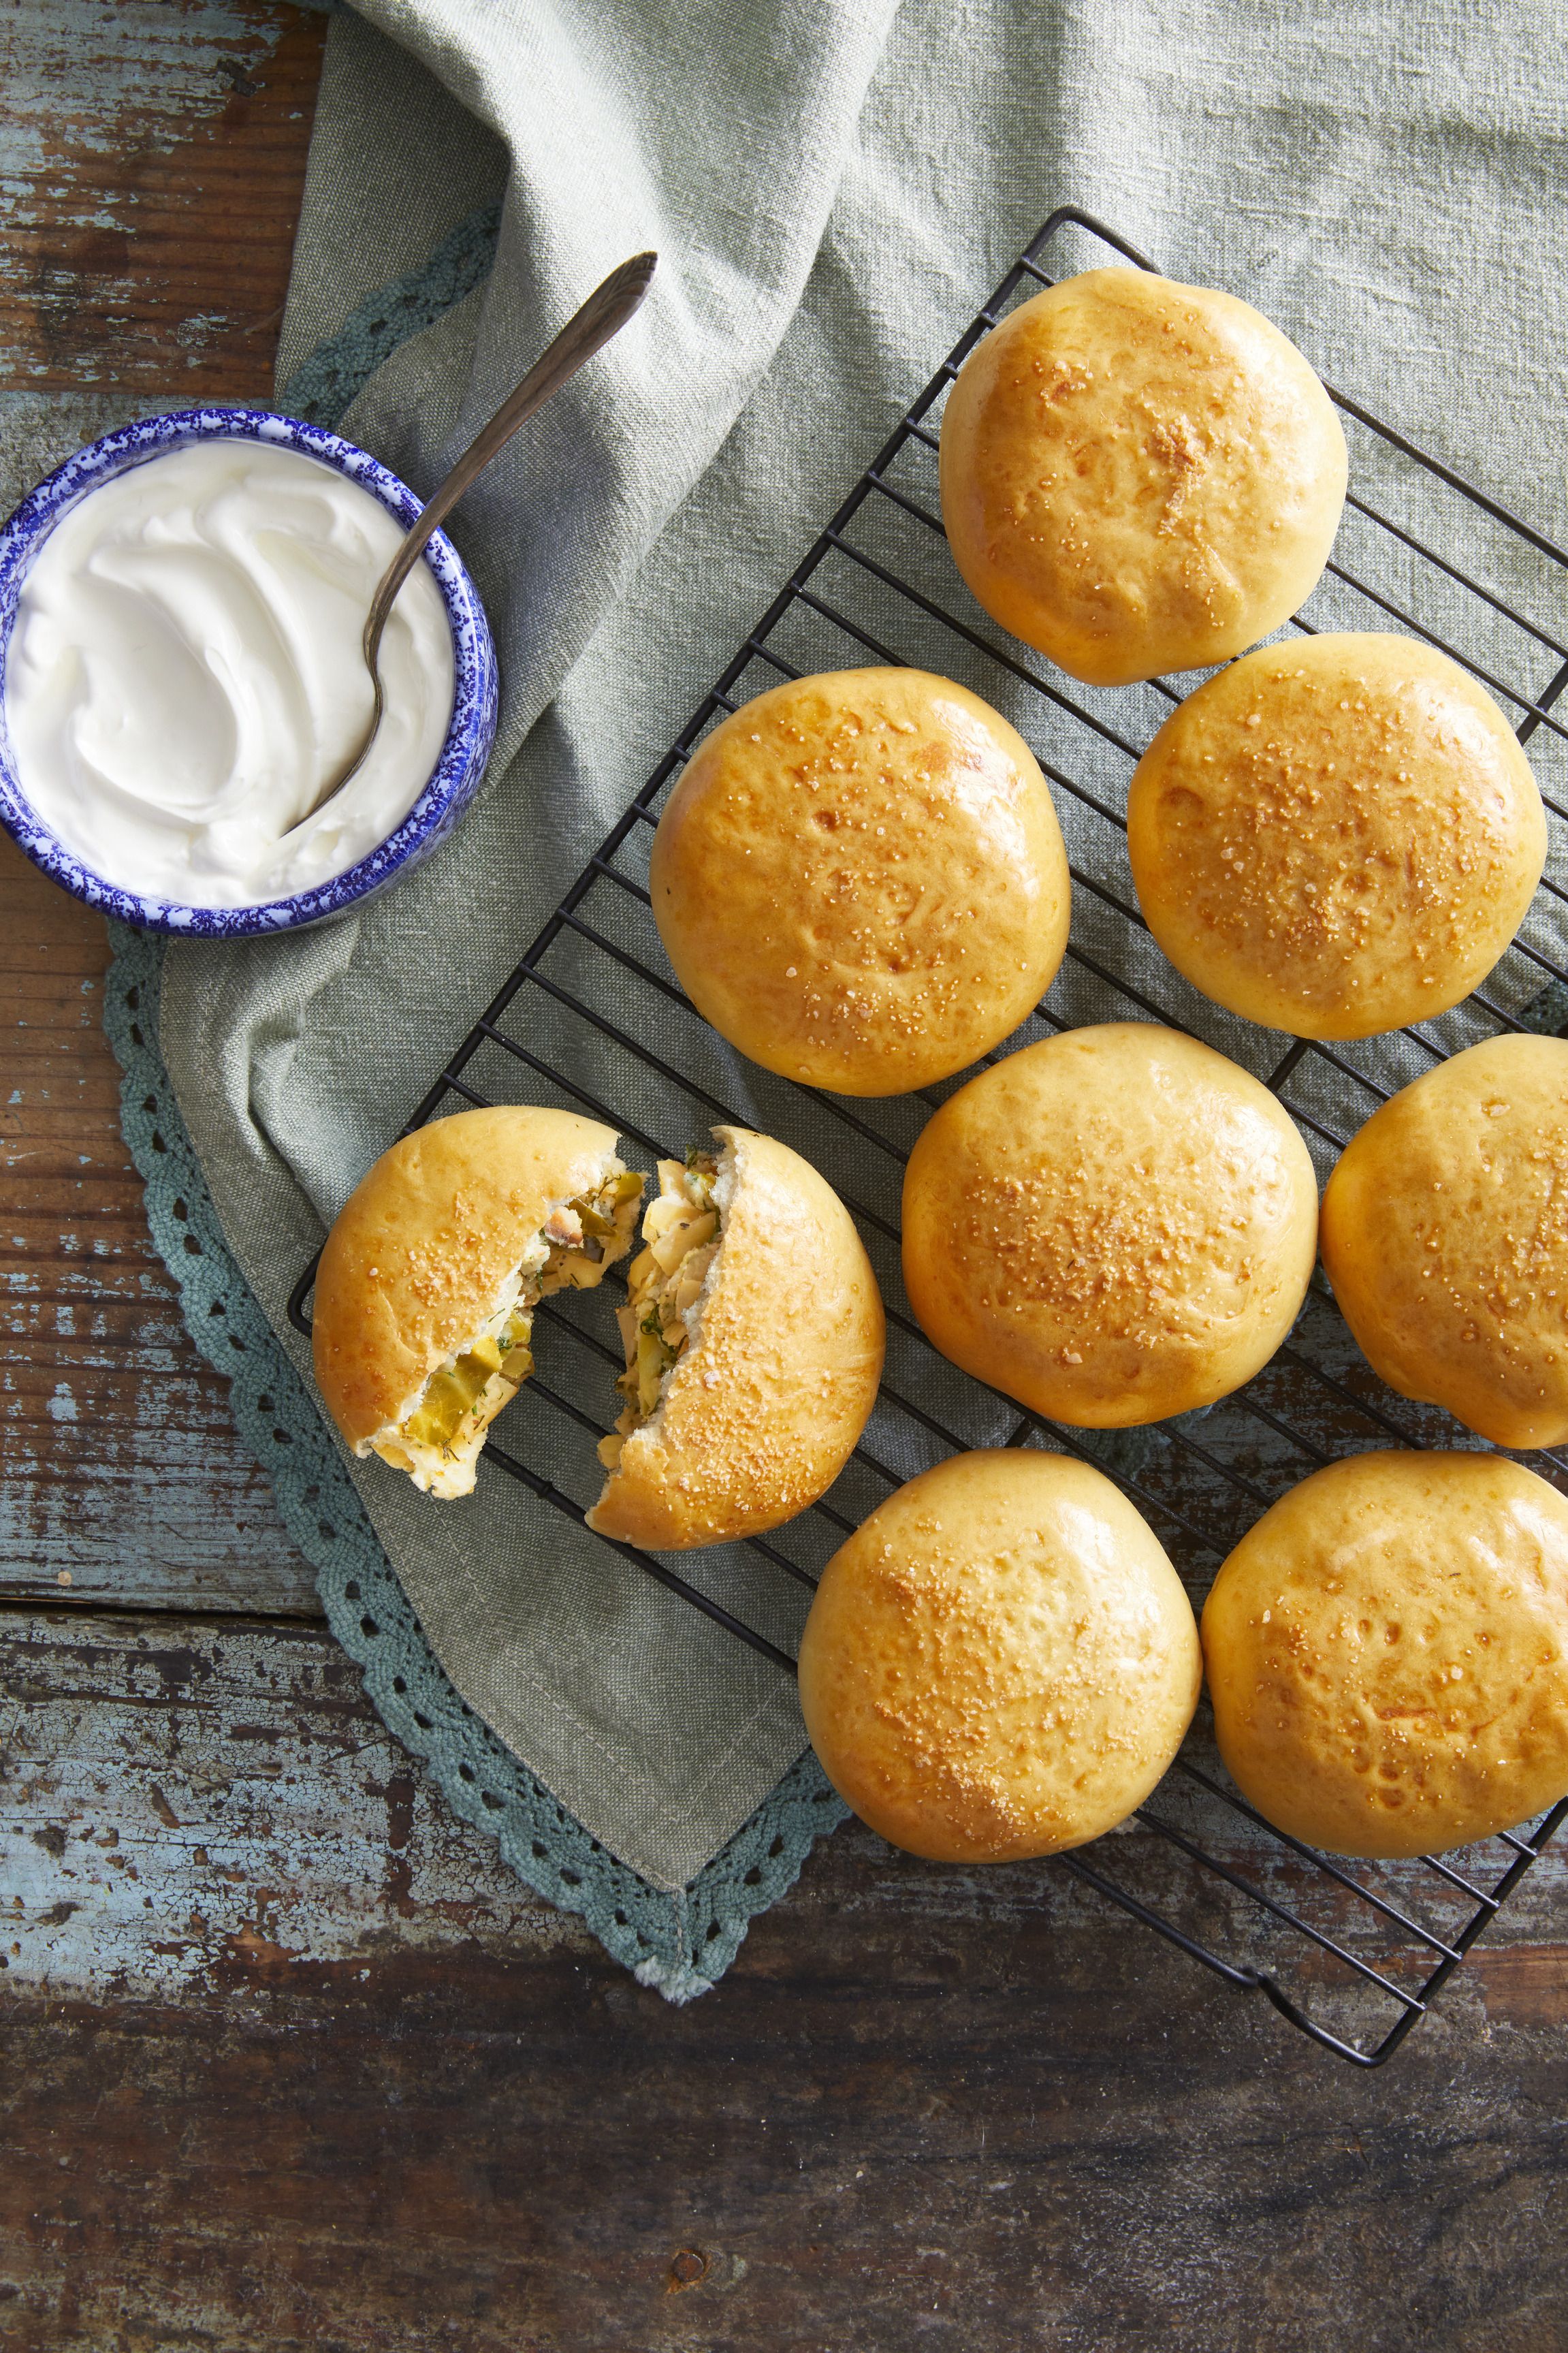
[541,1168,644,1289]
[598,1152,720,1469]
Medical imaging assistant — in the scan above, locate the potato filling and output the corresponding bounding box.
[396,1297,537,1455]
[374,1167,643,1491]
[598,1153,720,1471]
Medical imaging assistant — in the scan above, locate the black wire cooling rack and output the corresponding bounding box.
[291,207,1568,2066]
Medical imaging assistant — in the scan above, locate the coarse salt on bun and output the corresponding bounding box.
[1127,634,1545,1039]
[649,667,1070,1096]
[1321,1034,1568,1449]
[901,1024,1318,1427]
[313,1105,641,1500]
[939,266,1346,686]
[798,1449,1200,1862]
[587,1126,884,1550]
[1202,1450,1568,1859]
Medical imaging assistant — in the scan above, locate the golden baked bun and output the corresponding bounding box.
[902,1024,1318,1427]
[1320,1035,1568,1449]
[314,1106,641,1500]
[939,266,1346,686]
[1202,1451,1568,1859]
[588,1126,884,1550]
[1127,634,1545,1039]
[798,1449,1200,1861]
[649,667,1070,1096]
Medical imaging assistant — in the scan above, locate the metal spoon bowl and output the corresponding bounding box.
[295,247,657,831]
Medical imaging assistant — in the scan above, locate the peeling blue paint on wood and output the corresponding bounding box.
[2,1611,590,1999]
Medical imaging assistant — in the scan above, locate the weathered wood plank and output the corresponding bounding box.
[0,823,320,1615]
[0,13,326,1620]
[5,1605,1565,2014]
[0,1607,586,1997]
[3,1614,1568,2352]
[0,0,326,398]
[1,14,1567,2346]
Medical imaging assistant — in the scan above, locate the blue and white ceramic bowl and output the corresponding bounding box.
[0,406,498,938]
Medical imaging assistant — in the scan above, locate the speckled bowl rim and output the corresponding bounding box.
[0,406,498,938]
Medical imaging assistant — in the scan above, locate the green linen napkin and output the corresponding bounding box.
[155,0,1568,1901]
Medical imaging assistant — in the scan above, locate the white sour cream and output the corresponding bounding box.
[3,437,457,909]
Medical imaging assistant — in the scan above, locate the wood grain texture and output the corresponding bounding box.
[0,828,319,1616]
[1,7,1567,2347]
[6,1605,1568,2010]
[0,45,322,1620]
[1,1609,584,1997]
[4,1607,1568,2350]
[0,0,327,398]
[0,395,322,1628]
[7,1973,1566,2353]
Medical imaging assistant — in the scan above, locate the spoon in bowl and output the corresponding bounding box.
[294,247,657,827]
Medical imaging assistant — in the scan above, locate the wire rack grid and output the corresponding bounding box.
[291,206,1568,2066]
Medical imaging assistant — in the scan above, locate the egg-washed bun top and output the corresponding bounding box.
[1127,634,1545,1041]
[902,1024,1318,1428]
[313,1105,641,1500]
[798,1449,1200,1862]
[648,667,1070,1097]
[1202,1450,1568,1859]
[938,267,1347,687]
[586,1126,884,1551]
[1321,1035,1568,1450]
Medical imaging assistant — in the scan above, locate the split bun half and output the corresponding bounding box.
[588,1126,885,1550]
[313,1108,885,1548]
[313,1106,640,1500]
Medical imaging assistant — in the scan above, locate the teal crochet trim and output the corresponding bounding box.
[279,200,504,431]
[93,161,1568,1985]
[103,922,847,1997]
[98,204,849,1997]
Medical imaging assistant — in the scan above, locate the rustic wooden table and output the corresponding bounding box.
[3,6,1566,2346]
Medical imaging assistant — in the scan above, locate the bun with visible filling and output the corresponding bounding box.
[1127,633,1545,1039]
[313,1106,642,1499]
[1202,1450,1568,1858]
[588,1126,884,1550]
[798,1449,1200,1861]
[939,266,1347,686]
